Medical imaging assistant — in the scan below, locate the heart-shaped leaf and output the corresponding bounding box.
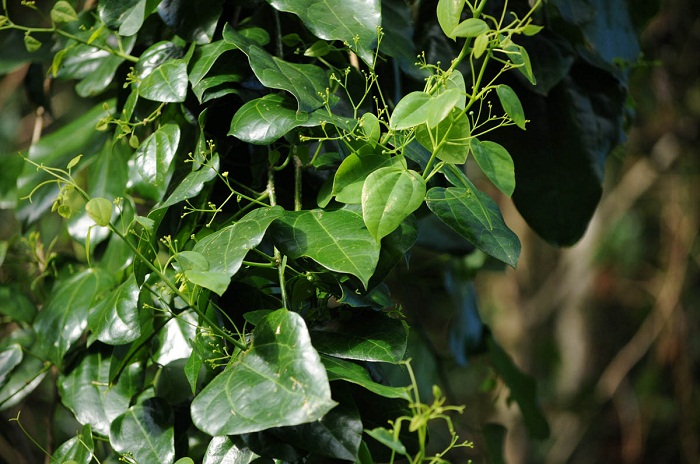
[191,309,337,435]
[362,167,426,241]
[271,208,380,288]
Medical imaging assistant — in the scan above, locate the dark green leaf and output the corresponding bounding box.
[322,356,410,400]
[192,206,284,295]
[87,274,142,345]
[381,0,425,78]
[266,0,380,65]
[469,139,515,197]
[59,353,142,436]
[99,0,160,36]
[127,123,181,201]
[52,425,94,464]
[483,423,507,464]
[311,311,408,363]
[203,436,259,464]
[139,59,188,102]
[189,40,237,87]
[191,309,337,435]
[496,84,526,129]
[0,287,36,323]
[229,94,327,144]
[157,0,224,43]
[224,26,328,112]
[271,208,380,288]
[487,334,550,439]
[0,354,47,410]
[0,344,22,389]
[426,183,520,268]
[362,168,425,241]
[110,397,175,464]
[366,428,407,455]
[34,269,115,368]
[155,153,219,211]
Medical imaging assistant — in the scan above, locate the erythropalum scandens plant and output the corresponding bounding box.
[0,0,553,462]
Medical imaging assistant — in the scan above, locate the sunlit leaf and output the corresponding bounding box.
[85,197,113,227]
[139,59,188,102]
[436,0,464,38]
[361,167,425,241]
[203,437,258,464]
[322,356,410,400]
[127,123,181,201]
[266,0,380,65]
[51,1,78,23]
[389,91,431,130]
[0,344,22,389]
[271,208,380,288]
[451,18,490,38]
[191,309,337,435]
[415,109,471,164]
[332,154,404,205]
[192,206,284,295]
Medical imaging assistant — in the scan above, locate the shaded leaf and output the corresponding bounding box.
[266,0,380,65]
[496,84,526,129]
[311,311,408,363]
[191,309,337,435]
[52,425,94,464]
[0,344,23,389]
[87,274,142,345]
[426,182,520,268]
[362,167,425,241]
[34,269,115,368]
[487,334,550,439]
[127,123,181,201]
[59,353,142,436]
[110,397,175,464]
[271,208,380,288]
[224,26,328,112]
[469,139,515,197]
[322,356,410,400]
[0,354,47,410]
[192,206,284,295]
[99,0,160,36]
[366,428,407,455]
[157,0,224,43]
[155,153,219,211]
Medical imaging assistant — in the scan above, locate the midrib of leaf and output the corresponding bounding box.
[156,66,180,99]
[309,213,365,279]
[129,408,164,462]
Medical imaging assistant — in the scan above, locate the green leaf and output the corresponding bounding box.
[203,437,258,464]
[362,167,425,241]
[266,0,380,65]
[127,123,181,201]
[451,18,490,38]
[155,153,219,211]
[110,397,175,464]
[473,33,489,58]
[223,26,328,112]
[157,0,223,43]
[469,139,515,196]
[427,88,462,128]
[436,0,464,38]
[189,40,237,87]
[139,59,188,102]
[322,356,410,400]
[487,334,550,439]
[0,287,36,323]
[191,308,337,435]
[312,310,408,363]
[360,112,381,144]
[230,94,327,144]
[389,91,431,130]
[152,311,197,366]
[0,355,47,410]
[23,34,41,53]
[426,183,520,268]
[51,1,79,23]
[59,353,142,436]
[52,425,94,464]
[502,42,536,85]
[85,197,113,227]
[34,269,115,368]
[99,0,160,36]
[332,153,404,204]
[366,428,407,455]
[415,110,471,164]
[0,344,23,389]
[192,206,284,296]
[271,208,380,288]
[87,274,142,346]
[496,84,526,129]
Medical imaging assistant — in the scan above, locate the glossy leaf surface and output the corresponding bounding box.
[139,59,188,102]
[127,123,181,201]
[322,356,410,400]
[426,184,520,267]
[266,0,380,65]
[87,274,141,345]
[191,309,337,435]
[110,397,175,464]
[271,208,380,288]
[51,425,93,464]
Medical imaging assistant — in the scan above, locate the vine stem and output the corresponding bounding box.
[267,164,290,309]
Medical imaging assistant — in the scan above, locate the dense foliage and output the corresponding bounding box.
[0,0,650,462]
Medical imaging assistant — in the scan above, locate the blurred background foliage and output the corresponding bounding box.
[0,0,698,463]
